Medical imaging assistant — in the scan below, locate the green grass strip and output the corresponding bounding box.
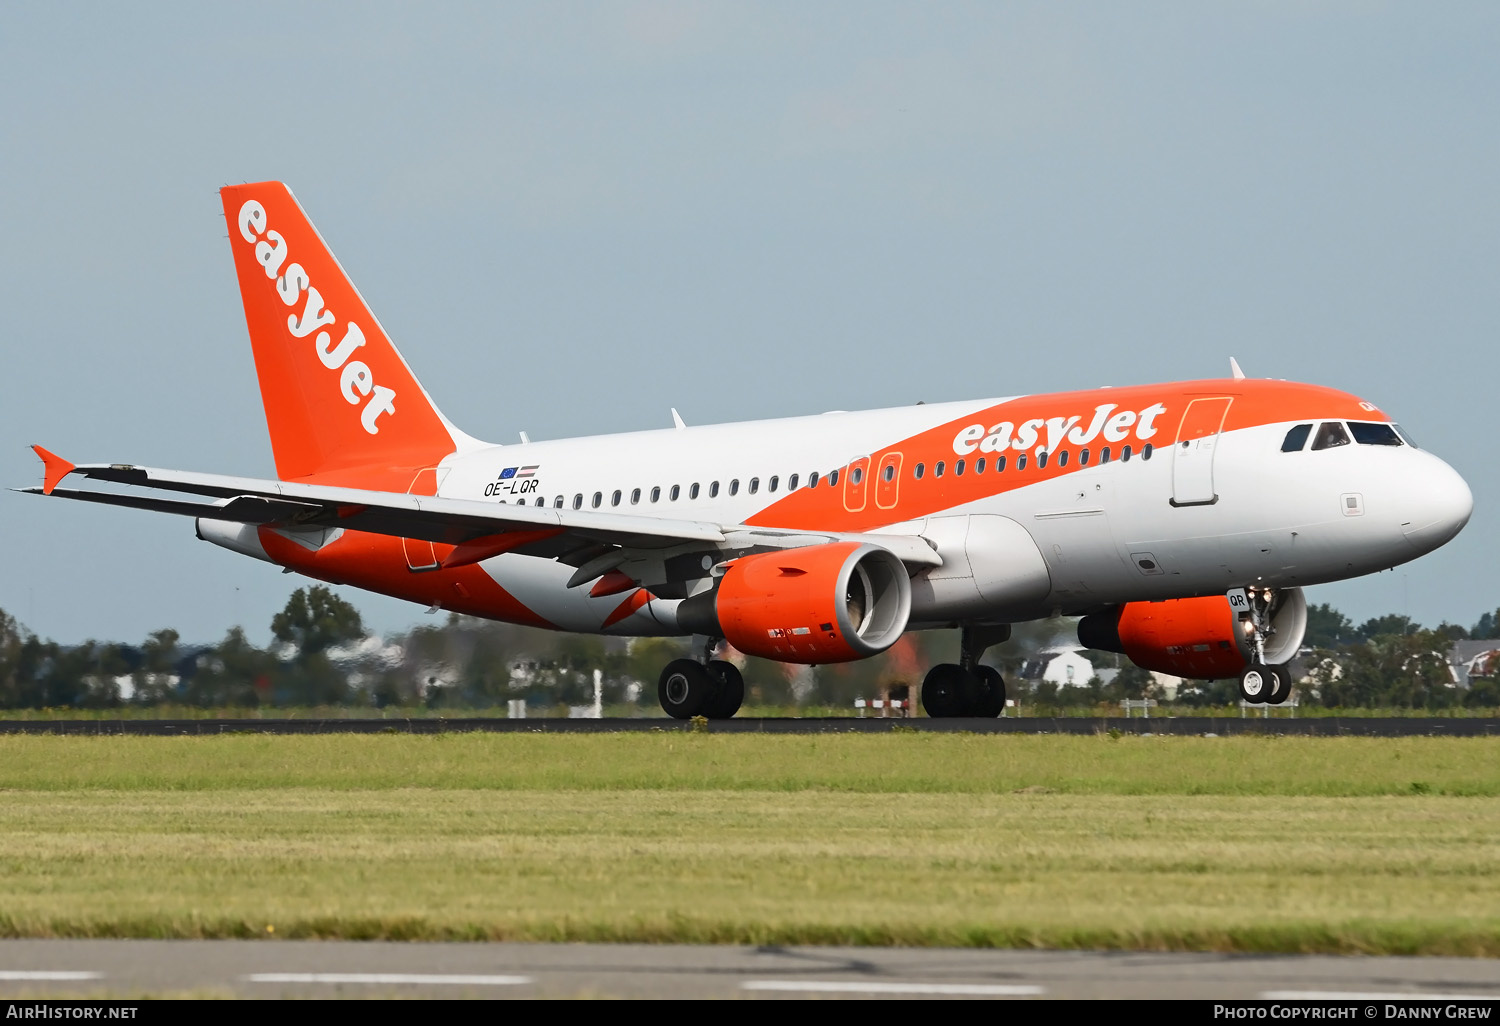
[0,735,1495,954]
[0,733,1496,795]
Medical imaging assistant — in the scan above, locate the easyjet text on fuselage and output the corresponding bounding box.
[951,402,1169,456]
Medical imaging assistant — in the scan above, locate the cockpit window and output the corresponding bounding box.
[1281,424,1312,452]
[1348,422,1403,447]
[1393,424,1418,448]
[1310,422,1351,451]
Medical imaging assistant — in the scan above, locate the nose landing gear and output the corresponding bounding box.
[920,623,1010,718]
[1236,587,1294,705]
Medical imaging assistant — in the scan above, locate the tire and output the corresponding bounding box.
[658,659,714,719]
[1266,664,1293,705]
[1239,664,1270,703]
[921,663,973,718]
[973,665,1006,718]
[703,660,745,719]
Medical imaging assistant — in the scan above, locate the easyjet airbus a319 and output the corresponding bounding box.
[24,182,1474,717]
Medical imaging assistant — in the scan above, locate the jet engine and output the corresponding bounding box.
[1077,588,1307,679]
[677,542,911,663]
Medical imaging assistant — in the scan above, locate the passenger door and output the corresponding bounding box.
[1171,397,1234,507]
[403,467,441,571]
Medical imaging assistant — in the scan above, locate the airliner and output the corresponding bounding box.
[22,182,1473,718]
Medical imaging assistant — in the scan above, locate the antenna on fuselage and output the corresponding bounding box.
[671,408,686,430]
[1229,357,1247,380]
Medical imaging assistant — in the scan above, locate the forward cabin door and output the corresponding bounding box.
[1170,397,1234,507]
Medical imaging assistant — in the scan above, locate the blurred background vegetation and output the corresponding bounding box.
[0,590,1495,716]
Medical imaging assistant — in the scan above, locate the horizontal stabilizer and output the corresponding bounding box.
[31,445,75,495]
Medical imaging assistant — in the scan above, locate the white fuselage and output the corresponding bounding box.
[427,391,1471,636]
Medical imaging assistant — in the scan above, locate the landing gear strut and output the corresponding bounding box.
[658,637,744,720]
[1236,587,1293,705]
[921,623,1010,718]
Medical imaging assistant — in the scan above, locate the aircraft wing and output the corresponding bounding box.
[20,447,940,586]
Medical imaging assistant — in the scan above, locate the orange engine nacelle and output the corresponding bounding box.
[677,542,911,664]
[1077,589,1307,679]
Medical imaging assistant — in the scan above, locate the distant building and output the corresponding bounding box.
[1448,640,1500,688]
[1020,647,1095,688]
[1148,671,1182,701]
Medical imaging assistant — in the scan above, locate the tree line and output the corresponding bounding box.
[0,590,1495,712]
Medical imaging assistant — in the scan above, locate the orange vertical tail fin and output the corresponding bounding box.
[220,182,467,487]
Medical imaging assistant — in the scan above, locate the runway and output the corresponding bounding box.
[0,940,1497,1000]
[0,716,1495,736]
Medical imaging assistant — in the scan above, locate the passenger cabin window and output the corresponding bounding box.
[883,464,895,482]
[573,494,583,510]
[650,486,661,503]
[670,485,681,501]
[1100,447,1111,463]
[788,473,799,490]
[976,457,986,474]
[631,488,641,505]
[536,497,545,507]
[749,478,760,494]
[935,461,946,477]
[1036,451,1048,469]
[809,472,819,488]
[1057,450,1069,468]
[994,455,1006,472]
[1079,449,1090,466]
[829,469,839,487]
[1349,422,1403,446]
[592,492,602,508]
[914,463,925,480]
[1121,445,1132,462]
[955,459,965,476]
[851,467,862,484]
[709,481,720,498]
[689,483,700,499]
[611,490,621,507]
[729,479,739,496]
[1016,453,1027,471]
[1282,424,1313,452]
[769,476,779,493]
[1311,422,1351,451]
[1142,443,1153,460]
[554,496,564,508]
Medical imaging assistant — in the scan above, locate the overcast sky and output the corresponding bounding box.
[2,2,1496,646]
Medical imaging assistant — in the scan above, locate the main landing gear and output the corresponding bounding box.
[658,638,744,719]
[921,623,1010,718]
[1236,587,1294,705]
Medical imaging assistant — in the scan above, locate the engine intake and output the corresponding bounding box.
[677,542,911,663]
[1078,588,1307,679]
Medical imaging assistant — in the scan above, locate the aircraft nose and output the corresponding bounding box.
[1400,456,1473,554]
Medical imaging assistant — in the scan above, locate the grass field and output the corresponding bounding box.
[0,734,1496,954]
